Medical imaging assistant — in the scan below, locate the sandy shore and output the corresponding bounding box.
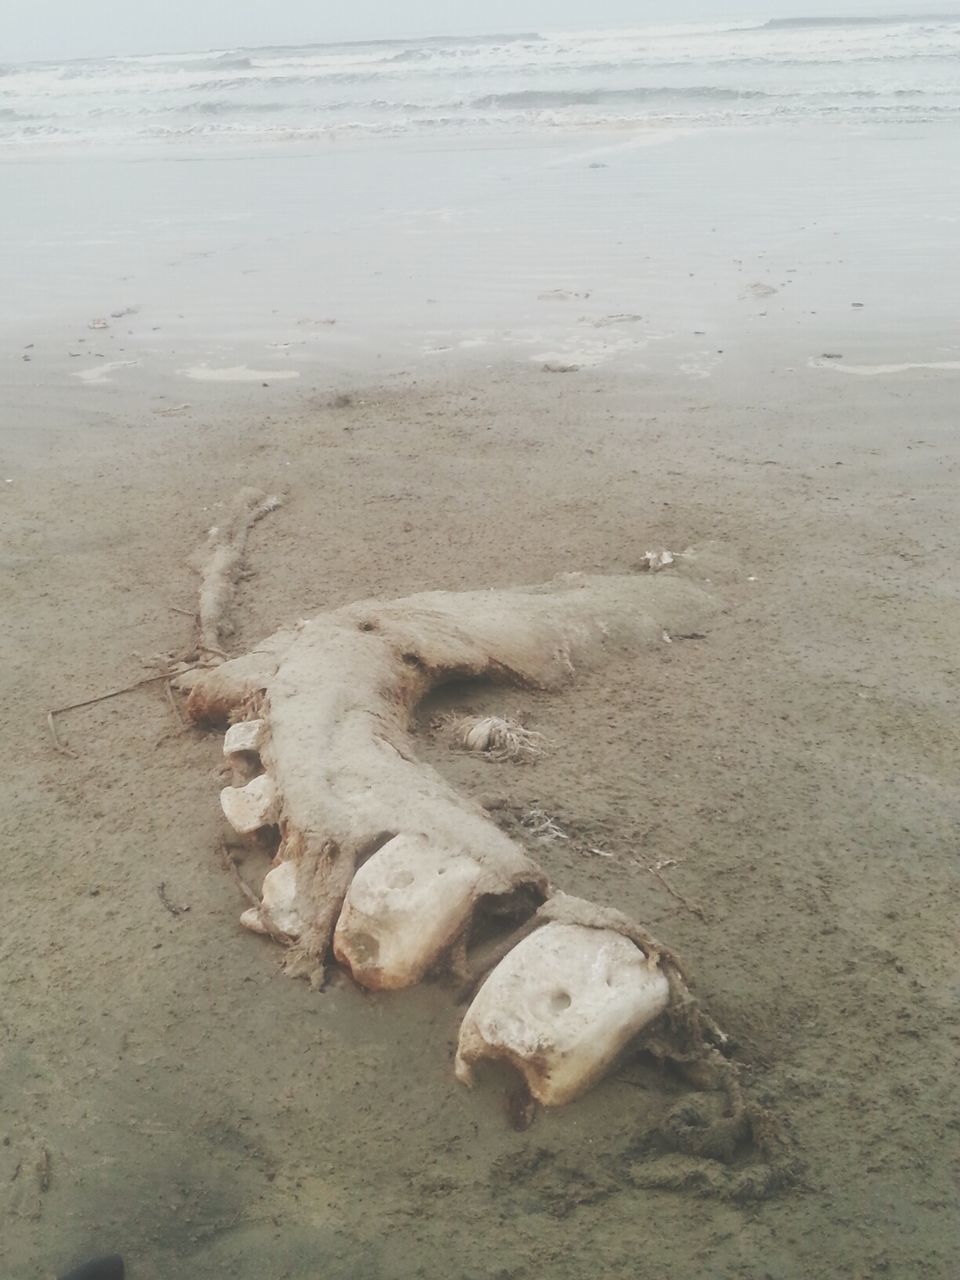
[2,350,957,1277]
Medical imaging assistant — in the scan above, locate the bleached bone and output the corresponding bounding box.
[220,773,278,835]
[456,920,671,1106]
[223,718,266,760]
[240,859,304,938]
[178,571,714,969]
[333,833,544,989]
[188,487,281,654]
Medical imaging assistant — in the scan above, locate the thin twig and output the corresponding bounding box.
[634,859,708,923]
[46,666,200,752]
[46,710,77,758]
[36,1146,51,1194]
[198,642,230,660]
[51,673,168,717]
[168,604,196,617]
[218,844,296,947]
[163,680,186,728]
[218,843,261,908]
[157,881,189,917]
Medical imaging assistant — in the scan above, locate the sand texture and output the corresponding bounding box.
[1,364,958,1279]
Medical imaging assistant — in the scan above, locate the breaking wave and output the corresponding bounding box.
[763,12,960,28]
[2,17,959,151]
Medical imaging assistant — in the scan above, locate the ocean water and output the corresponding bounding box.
[3,14,960,151]
[2,13,959,391]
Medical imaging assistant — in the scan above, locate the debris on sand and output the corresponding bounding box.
[520,809,570,840]
[442,713,546,763]
[542,362,581,374]
[538,289,591,302]
[638,549,676,572]
[593,313,643,327]
[745,282,778,299]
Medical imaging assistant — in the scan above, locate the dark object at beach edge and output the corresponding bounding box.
[59,1255,125,1280]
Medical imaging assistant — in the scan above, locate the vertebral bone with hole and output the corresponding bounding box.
[180,568,723,1105]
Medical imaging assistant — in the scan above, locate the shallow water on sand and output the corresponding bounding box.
[2,121,960,399]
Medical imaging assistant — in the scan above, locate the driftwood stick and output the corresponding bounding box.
[190,488,281,656]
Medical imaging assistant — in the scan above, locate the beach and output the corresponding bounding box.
[3,19,960,1280]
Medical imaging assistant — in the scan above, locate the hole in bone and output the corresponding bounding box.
[401,651,425,669]
[357,620,377,633]
[549,990,573,1013]
[347,931,380,965]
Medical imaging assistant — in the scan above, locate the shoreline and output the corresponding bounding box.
[3,121,960,402]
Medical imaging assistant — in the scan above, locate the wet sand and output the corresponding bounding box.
[4,123,960,390]
[2,348,958,1277]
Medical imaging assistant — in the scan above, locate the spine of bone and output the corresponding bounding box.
[180,568,725,1106]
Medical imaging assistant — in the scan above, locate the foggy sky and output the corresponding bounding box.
[4,0,949,62]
